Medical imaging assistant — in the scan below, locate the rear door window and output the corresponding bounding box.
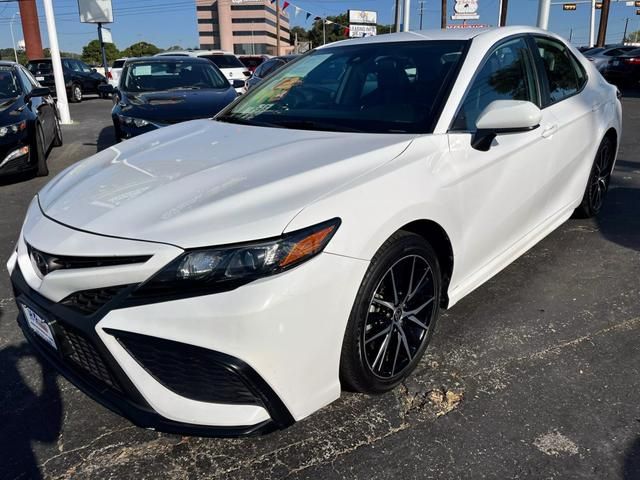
[532,37,587,106]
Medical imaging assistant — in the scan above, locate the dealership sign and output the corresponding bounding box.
[78,0,114,23]
[348,10,377,24]
[349,24,377,37]
[452,0,480,20]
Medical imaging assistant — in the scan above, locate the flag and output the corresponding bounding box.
[294,6,301,17]
[282,1,290,9]
[306,12,311,20]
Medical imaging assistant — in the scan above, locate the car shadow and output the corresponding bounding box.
[0,305,64,480]
[0,170,37,187]
[82,126,118,153]
[623,436,640,480]
[596,186,640,253]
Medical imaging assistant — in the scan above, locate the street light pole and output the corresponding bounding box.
[537,0,551,29]
[10,12,20,63]
[402,0,410,31]
[589,0,596,47]
[42,0,71,124]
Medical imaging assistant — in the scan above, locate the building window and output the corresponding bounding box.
[233,43,276,55]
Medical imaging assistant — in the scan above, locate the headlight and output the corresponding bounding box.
[0,121,26,137]
[119,116,150,128]
[132,218,340,299]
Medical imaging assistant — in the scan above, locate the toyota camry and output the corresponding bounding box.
[8,27,621,435]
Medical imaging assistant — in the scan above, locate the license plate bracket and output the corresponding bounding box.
[21,303,57,350]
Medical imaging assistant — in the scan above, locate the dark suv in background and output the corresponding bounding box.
[27,58,107,103]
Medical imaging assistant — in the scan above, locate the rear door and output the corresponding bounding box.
[528,36,597,213]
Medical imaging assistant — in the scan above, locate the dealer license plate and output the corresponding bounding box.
[22,304,57,350]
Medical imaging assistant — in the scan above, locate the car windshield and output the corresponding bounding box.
[0,67,20,99]
[585,47,605,56]
[217,41,467,134]
[201,54,245,69]
[122,60,229,92]
[625,48,640,57]
[27,61,52,73]
[240,57,265,69]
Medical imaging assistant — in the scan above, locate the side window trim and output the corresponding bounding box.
[529,34,589,109]
[448,34,540,133]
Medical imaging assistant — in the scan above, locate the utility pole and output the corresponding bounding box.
[10,12,20,63]
[402,0,411,31]
[596,0,611,47]
[276,0,281,55]
[537,0,551,30]
[623,18,629,44]
[418,1,426,30]
[395,0,402,32]
[499,0,508,26]
[42,0,71,124]
[441,0,447,29]
[569,27,573,42]
[18,0,43,60]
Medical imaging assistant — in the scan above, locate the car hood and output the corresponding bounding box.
[121,89,237,124]
[38,120,412,248]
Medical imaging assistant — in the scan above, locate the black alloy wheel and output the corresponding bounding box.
[575,135,615,218]
[340,231,441,393]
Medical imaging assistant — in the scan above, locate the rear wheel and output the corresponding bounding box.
[33,124,48,177]
[52,116,63,147]
[70,83,82,103]
[340,231,441,393]
[574,135,615,218]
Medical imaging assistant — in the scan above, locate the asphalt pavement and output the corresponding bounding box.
[1,91,639,480]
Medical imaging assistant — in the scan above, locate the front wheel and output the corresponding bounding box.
[340,231,441,393]
[70,83,82,103]
[574,135,615,218]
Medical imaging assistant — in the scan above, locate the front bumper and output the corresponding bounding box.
[8,203,368,433]
[0,136,31,175]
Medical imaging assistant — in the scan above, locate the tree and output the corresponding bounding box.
[625,30,640,44]
[308,13,349,47]
[290,26,308,45]
[122,41,161,58]
[82,39,120,65]
[164,45,184,52]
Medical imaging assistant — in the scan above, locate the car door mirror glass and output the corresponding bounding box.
[472,100,542,151]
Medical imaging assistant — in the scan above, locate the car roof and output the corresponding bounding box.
[318,26,555,49]
[125,56,212,63]
[0,61,18,67]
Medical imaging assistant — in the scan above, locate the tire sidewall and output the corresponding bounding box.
[72,84,82,103]
[583,135,614,217]
[341,233,441,393]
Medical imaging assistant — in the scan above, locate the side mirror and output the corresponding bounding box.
[98,84,115,95]
[28,86,51,98]
[472,100,542,152]
[91,68,97,73]
[232,79,246,89]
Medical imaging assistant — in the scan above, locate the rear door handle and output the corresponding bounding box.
[542,124,558,138]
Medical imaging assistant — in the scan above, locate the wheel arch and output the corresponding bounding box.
[398,219,454,308]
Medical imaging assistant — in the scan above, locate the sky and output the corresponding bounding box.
[0,0,639,54]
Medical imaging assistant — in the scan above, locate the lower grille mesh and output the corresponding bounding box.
[57,323,121,391]
[61,286,129,315]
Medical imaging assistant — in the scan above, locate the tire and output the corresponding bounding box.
[33,124,48,177]
[113,121,123,142]
[52,116,63,147]
[340,231,441,393]
[70,83,82,103]
[574,135,615,218]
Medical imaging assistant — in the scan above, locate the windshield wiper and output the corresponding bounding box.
[273,119,364,133]
[215,115,280,128]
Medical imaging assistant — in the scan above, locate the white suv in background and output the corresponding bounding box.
[155,50,249,93]
[108,58,129,87]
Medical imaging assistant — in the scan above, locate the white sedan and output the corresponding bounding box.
[7,26,621,435]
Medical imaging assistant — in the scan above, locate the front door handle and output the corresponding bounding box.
[542,124,558,138]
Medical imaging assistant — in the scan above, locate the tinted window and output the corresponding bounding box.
[218,41,468,134]
[0,67,21,98]
[534,37,586,105]
[122,60,229,92]
[77,61,93,73]
[201,54,244,69]
[112,60,126,69]
[453,37,535,131]
[27,61,53,73]
[240,57,265,69]
[261,59,284,78]
[16,67,35,94]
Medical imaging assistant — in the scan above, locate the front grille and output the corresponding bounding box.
[61,285,130,315]
[56,323,121,391]
[26,243,150,277]
[113,331,259,405]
